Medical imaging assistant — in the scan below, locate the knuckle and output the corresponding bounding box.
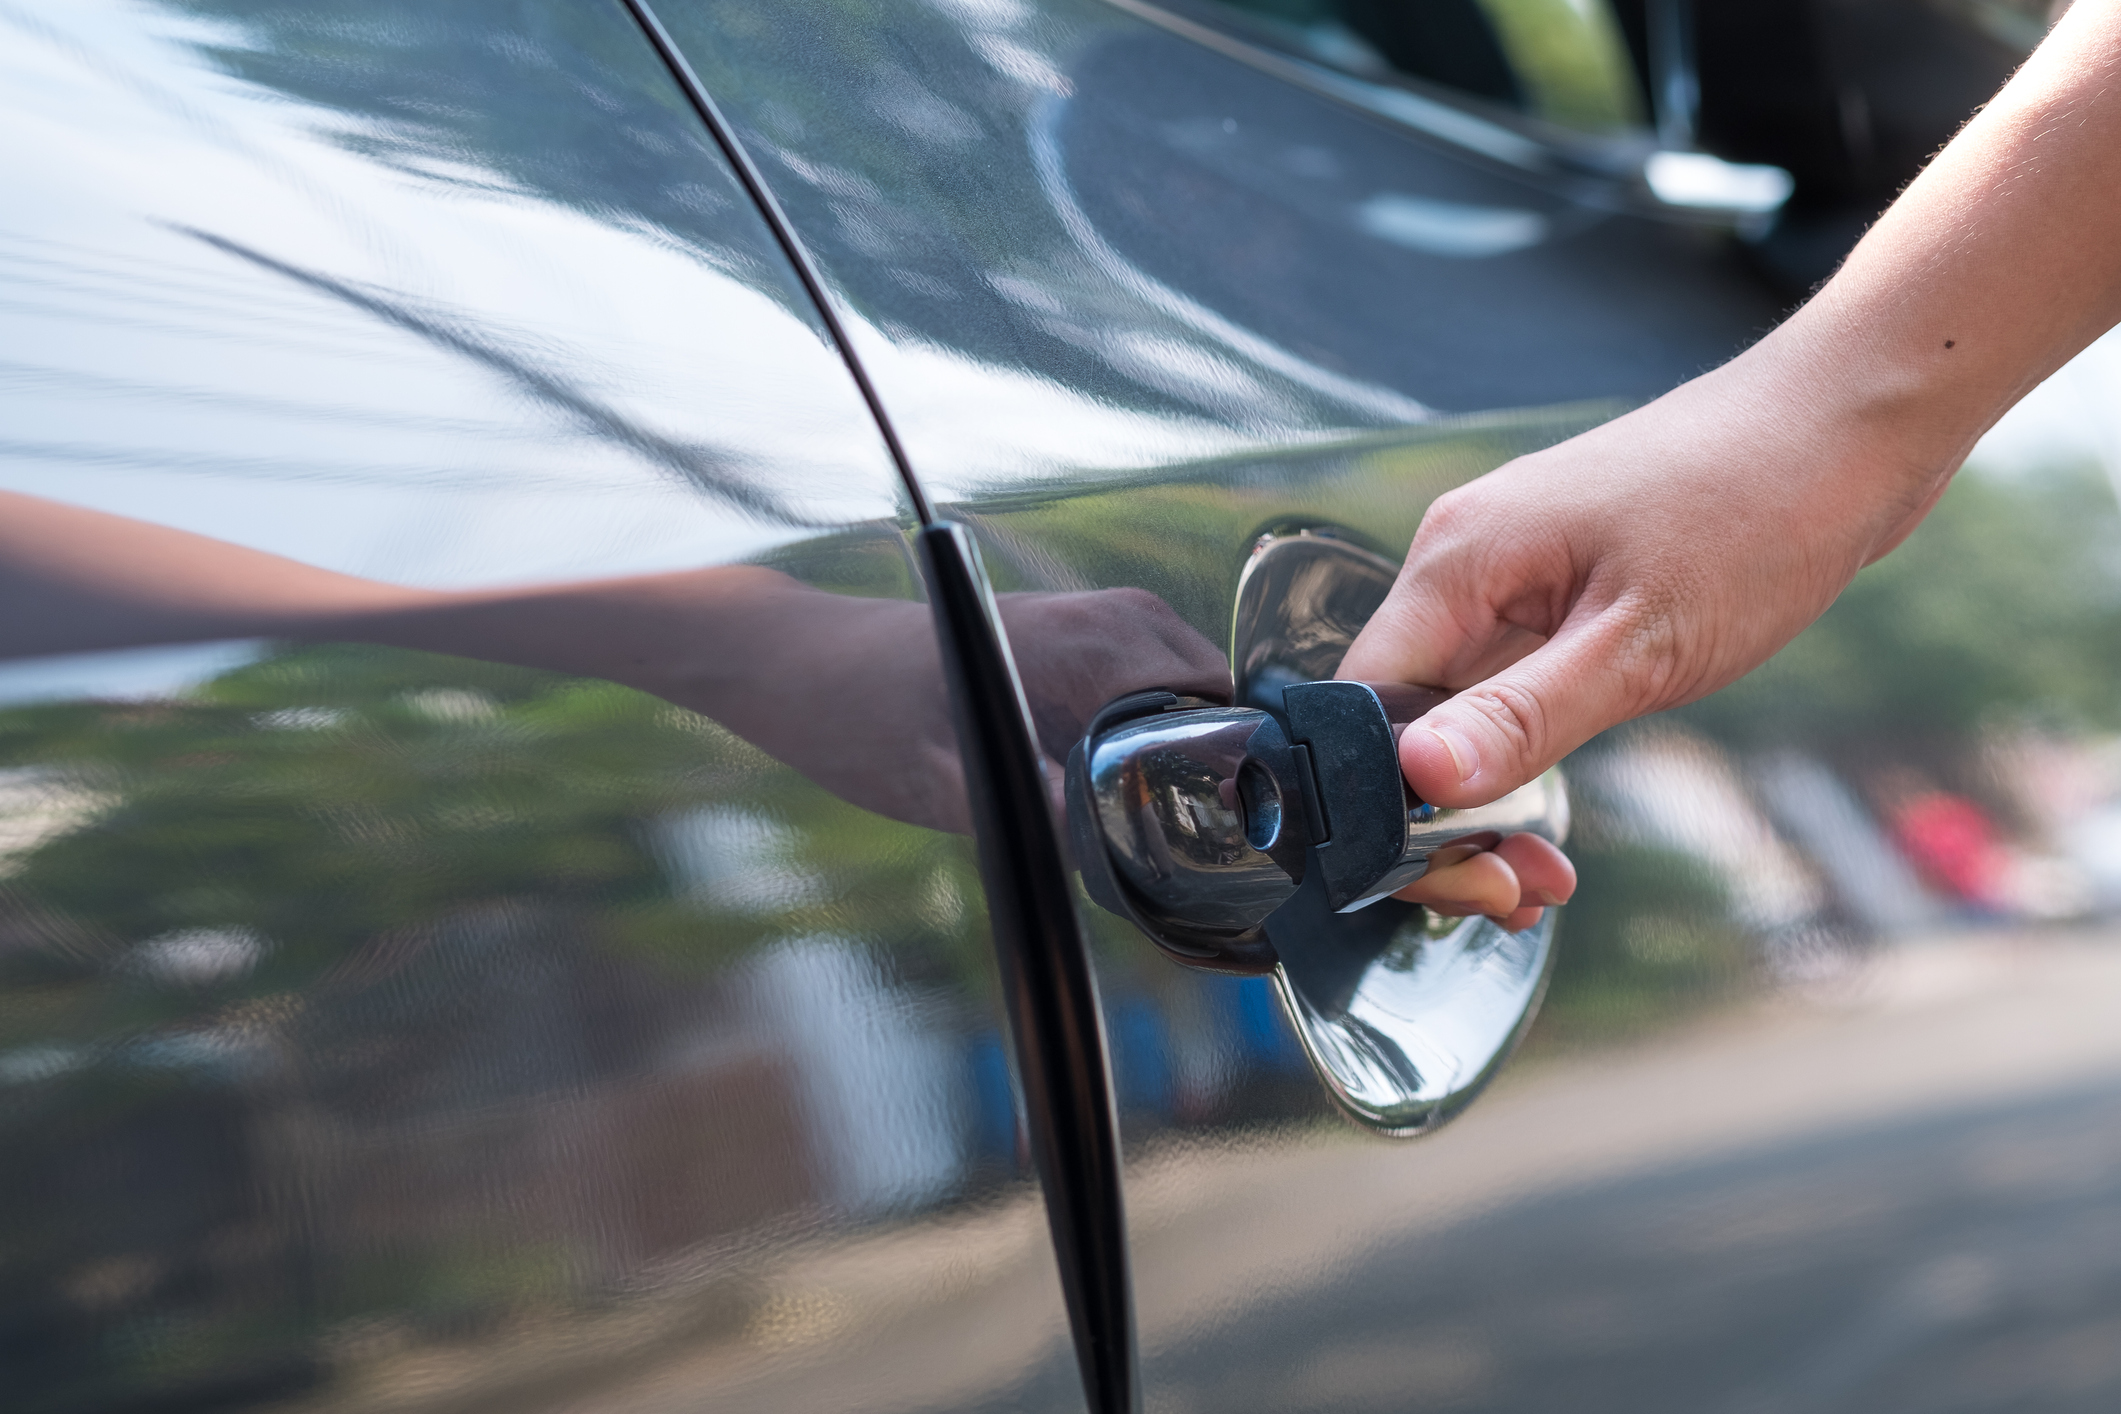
[1463,679,1547,763]
[1601,578,1695,710]
[1415,489,1476,543]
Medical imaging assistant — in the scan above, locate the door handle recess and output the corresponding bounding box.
[1064,680,1568,975]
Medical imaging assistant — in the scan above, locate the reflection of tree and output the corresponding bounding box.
[166,0,1425,432]
[0,643,989,1411]
[1,637,993,1053]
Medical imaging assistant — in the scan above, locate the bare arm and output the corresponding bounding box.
[1340,1,2121,807]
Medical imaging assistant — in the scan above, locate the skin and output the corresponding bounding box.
[1341,0,2121,918]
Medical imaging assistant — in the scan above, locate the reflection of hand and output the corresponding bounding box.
[997,588,1233,760]
[360,572,1231,835]
[0,489,1232,834]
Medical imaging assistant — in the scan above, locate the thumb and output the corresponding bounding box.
[1397,611,1648,808]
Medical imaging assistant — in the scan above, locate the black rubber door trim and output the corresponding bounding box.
[919,523,1138,1414]
[615,6,1139,1411]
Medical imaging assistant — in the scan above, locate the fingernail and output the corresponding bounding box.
[1425,725,1477,784]
[1536,889,1563,906]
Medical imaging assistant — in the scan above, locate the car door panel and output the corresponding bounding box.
[641,0,1782,508]
[636,3,2121,1412]
[0,4,1082,1411]
[12,1,2116,1412]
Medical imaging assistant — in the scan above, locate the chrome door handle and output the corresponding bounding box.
[1064,530,1571,1136]
[1064,679,1568,974]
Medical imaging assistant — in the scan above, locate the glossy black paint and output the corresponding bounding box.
[1689,0,2022,290]
[649,0,1786,476]
[625,2,1144,1396]
[0,4,1087,1409]
[618,0,933,522]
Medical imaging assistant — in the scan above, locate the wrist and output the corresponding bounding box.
[1709,304,1983,550]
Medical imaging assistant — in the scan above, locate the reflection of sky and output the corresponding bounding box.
[0,0,1362,571]
[0,0,903,591]
[1971,326,2121,494]
[0,0,1326,701]
[0,642,266,708]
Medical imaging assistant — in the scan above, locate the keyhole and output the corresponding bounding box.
[1237,758,1283,851]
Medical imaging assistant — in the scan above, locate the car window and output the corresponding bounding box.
[1167,0,1644,130]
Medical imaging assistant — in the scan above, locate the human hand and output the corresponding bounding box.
[1336,344,1954,811]
[1338,0,2121,811]
[1392,832,1576,933]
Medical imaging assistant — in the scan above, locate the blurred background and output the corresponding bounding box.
[1536,325,2121,1045]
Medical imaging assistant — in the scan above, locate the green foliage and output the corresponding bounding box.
[1532,836,1751,1044]
[2,642,990,1030]
[1680,464,2121,754]
[0,640,991,1402]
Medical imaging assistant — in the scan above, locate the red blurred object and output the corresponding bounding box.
[1889,791,2011,908]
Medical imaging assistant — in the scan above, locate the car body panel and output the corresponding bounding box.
[0,4,1079,1410]
[645,0,1785,507]
[645,3,2121,1412]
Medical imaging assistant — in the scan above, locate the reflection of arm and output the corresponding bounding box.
[0,490,432,656]
[0,491,1233,837]
[365,568,978,832]
[2,489,1566,917]
[0,490,969,826]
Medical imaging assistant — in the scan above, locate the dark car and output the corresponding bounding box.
[6,3,2107,1413]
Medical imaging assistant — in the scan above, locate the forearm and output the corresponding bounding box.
[1743,0,2121,514]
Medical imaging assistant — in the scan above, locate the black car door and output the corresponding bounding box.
[0,4,1089,1411]
[635,2,2121,1413]
[11,2,2117,1414]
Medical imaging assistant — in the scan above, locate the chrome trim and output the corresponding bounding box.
[1346,768,1572,911]
[1273,909,1557,1135]
[1233,530,1568,1136]
[1086,705,1307,934]
[1098,0,1791,226]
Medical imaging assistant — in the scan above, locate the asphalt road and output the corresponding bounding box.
[266,929,2121,1414]
[993,930,2121,1414]
[1122,1075,2121,1413]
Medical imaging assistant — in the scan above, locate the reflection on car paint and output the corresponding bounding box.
[0,4,1072,1409]
[3,8,1361,1409]
[650,0,1785,506]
